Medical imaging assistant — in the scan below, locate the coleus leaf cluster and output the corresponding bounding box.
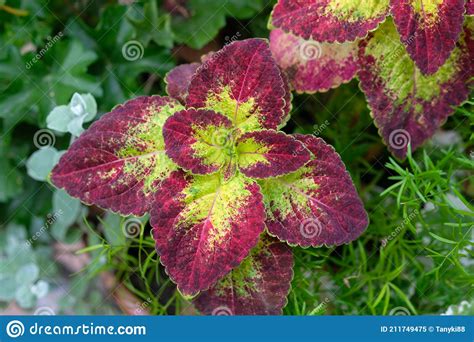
[51,39,368,315]
[269,0,474,158]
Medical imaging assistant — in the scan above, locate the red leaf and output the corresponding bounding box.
[260,134,368,247]
[390,0,466,75]
[186,39,290,132]
[270,0,390,43]
[194,234,293,315]
[51,96,184,216]
[236,130,311,178]
[163,109,234,175]
[150,171,265,296]
[358,18,474,158]
[270,29,358,93]
[165,63,200,103]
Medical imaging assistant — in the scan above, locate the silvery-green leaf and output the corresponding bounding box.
[100,212,125,247]
[46,105,74,133]
[0,275,16,300]
[51,189,82,242]
[26,147,63,181]
[67,116,86,137]
[31,280,49,298]
[15,285,35,308]
[81,93,97,122]
[69,93,87,116]
[16,263,39,284]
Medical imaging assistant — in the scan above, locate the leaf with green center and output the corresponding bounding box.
[150,170,265,296]
[259,134,368,247]
[194,234,293,315]
[270,0,390,43]
[269,28,359,93]
[390,0,466,75]
[186,39,291,133]
[358,18,474,158]
[236,130,311,179]
[165,63,200,104]
[51,96,184,216]
[163,109,235,176]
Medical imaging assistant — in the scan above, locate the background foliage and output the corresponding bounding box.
[0,0,472,315]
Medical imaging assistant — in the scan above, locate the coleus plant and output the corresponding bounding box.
[269,0,474,158]
[50,39,368,315]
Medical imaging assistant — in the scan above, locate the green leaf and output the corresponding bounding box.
[26,147,63,181]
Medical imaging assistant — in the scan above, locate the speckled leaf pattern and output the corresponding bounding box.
[186,39,290,132]
[193,234,293,315]
[51,96,184,216]
[236,130,311,179]
[150,170,265,297]
[358,18,474,158]
[390,0,466,75]
[259,135,368,247]
[165,63,200,103]
[269,29,358,93]
[468,0,474,15]
[163,109,234,175]
[270,0,390,43]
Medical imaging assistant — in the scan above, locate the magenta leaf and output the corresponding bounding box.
[186,38,290,132]
[150,170,265,297]
[270,28,358,93]
[358,18,474,158]
[259,134,368,247]
[270,0,390,43]
[390,0,466,75]
[236,130,311,179]
[468,0,474,15]
[165,63,201,103]
[194,234,293,315]
[163,109,234,175]
[51,96,184,216]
